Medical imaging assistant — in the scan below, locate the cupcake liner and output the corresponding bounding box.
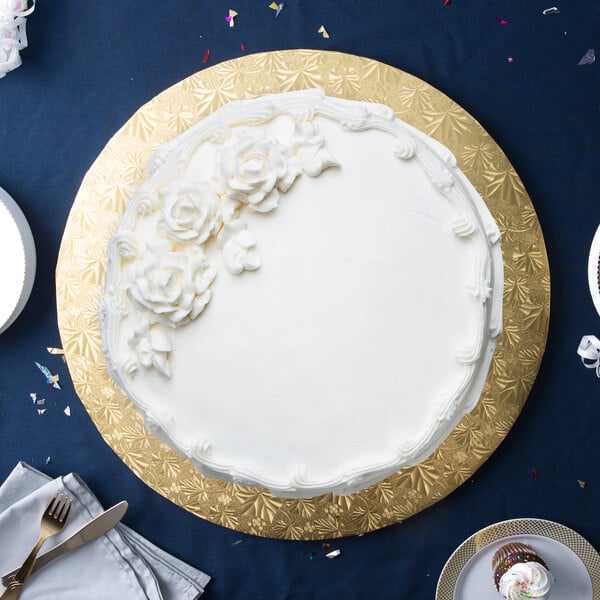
[492,542,549,591]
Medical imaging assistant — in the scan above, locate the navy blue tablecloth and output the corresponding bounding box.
[0,2,599,598]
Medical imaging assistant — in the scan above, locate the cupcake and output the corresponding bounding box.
[492,542,553,599]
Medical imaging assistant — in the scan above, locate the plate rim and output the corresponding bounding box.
[0,186,36,334]
[587,224,600,317]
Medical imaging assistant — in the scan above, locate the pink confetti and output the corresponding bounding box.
[508,57,514,64]
[444,0,451,5]
[202,49,210,64]
[240,43,246,51]
[495,17,508,25]
[531,467,538,480]
[578,49,595,66]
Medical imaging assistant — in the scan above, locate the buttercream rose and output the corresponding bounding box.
[219,134,297,212]
[128,240,216,327]
[161,179,221,243]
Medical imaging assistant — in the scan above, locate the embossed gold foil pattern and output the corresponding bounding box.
[56,50,550,540]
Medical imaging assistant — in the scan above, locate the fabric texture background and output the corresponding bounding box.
[0,2,599,598]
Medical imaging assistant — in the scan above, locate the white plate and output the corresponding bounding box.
[588,225,600,317]
[0,186,36,334]
[436,519,600,600]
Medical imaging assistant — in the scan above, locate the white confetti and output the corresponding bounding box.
[30,392,36,403]
[37,409,46,415]
[542,7,560,14]
[45,457,51,464]
[325,549,341,559]
[64,405,71,416]
[317,25,329,39]
[36,398,45,405]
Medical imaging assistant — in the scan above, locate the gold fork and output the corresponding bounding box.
[0,493,72,599]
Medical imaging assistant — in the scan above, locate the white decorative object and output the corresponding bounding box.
[100,90,503,499]
[577,335,600,376]
[0,0,35,78]
[0,186,36,333]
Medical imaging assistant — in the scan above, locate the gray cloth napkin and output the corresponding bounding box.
[0,462,210,599]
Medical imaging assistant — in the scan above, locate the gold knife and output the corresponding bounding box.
[1,501,128,590]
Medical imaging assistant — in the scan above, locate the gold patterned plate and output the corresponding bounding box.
[436,519,600,599]
[56,50,550,540]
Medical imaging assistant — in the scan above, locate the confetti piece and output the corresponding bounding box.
[578,49,595,66]
[30,392,37,403]
[231,539,243,546]
[444,0,451,6]
[37,409,46,415]
[226,9,238,27]
[531,468,538,480]
[325,549,341,559]
[64,405,71,416]
[508,57,514,64]
[35,362,61,389]
[322,543,331,549]
[317,25,329,39]
[36,398,45,405]
[45,457,51,464]
[578,480,586,488]
[495,17,508,25]
[47,347,66,362]
[202,49,210,64]
[269,2,285,17]
[240,43,246,51]
[542,7,560,15]
[309,551,316,560]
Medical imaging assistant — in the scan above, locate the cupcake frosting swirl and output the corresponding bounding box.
[499,561,553,599]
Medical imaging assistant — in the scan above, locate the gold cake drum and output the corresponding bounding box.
[56,50,550,540]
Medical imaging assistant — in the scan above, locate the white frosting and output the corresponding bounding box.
[499,562,553,599]
[100,89,503,498]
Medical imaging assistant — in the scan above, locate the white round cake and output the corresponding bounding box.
[100,89,503,499]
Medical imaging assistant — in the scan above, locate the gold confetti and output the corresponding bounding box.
[578,480,586,488]
[227,9,238,27]
[47,347,66,362]
[269,2,285,17]
[317,25,329,39]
